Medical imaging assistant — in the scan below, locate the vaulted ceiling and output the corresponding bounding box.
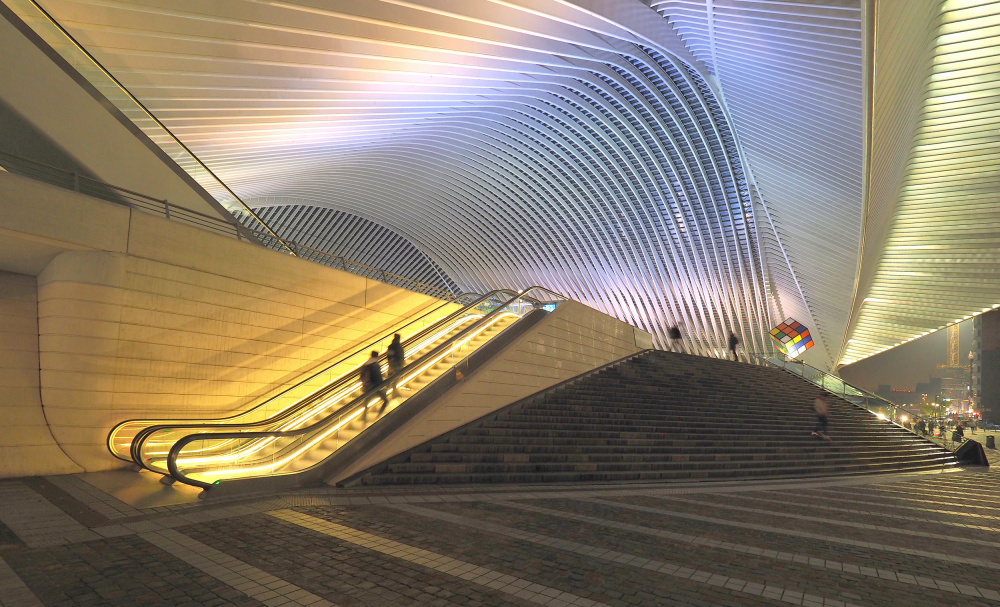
[7,0,1000,368]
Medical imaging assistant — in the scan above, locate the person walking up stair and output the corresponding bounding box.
[360,350,390,413]
[728,331,740,362]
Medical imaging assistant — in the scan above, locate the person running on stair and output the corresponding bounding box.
[360,350,389,413]
[812,394,832,441]
[728,331,740,362]
[386,333,405,392]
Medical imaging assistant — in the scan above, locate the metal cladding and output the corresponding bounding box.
[651,0,865,369]
[241,203,461,296]
[840,0,1000,366]
[12,0,779,355]
[14,0,997,367]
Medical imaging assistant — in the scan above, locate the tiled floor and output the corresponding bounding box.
[1,467,999,606]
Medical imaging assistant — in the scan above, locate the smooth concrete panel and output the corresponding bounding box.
[36,246,449,472]
[0,172,131,274]
[0,271,83,478]
[0,146,455,475]
[333,300,650,482]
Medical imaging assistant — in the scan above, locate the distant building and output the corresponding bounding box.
[937,324,969,404]
[973,310,1000,424]
[875,385,916,406]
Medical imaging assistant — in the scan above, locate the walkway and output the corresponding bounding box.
[1,467,998,606]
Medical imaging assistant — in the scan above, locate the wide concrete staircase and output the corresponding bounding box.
[350,350,958,486]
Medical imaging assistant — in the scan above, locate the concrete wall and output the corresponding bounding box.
[0,271,82,477]
[0,173,450,475]
[334,300,649,482]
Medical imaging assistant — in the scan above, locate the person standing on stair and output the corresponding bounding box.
[812,394,832,441]
[668,324,683,353]
[360,350,390,413]
[728,331,740,362]
[386,333,405,392]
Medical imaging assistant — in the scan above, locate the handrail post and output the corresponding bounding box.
[163,199,170,220]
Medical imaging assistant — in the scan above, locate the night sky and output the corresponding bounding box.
[839,320,973,393]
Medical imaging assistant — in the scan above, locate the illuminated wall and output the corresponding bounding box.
[841,0,1000,366]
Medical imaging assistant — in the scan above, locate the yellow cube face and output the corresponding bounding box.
[769,318,814,359]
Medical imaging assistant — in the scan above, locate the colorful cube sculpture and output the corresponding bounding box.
[769,318,814,359]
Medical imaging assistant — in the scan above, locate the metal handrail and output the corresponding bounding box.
[107,290,484,462]
[750,353,926,423]
[8,0,292,252]
[115,290,511,468]
[165,290,568,488]
[0,149,459,301]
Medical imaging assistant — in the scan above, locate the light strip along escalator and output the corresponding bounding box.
[165,288,566,491]
[125,290,523,476]
[108,291,514,471]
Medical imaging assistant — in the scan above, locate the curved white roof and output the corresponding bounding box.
[8,0,999,368]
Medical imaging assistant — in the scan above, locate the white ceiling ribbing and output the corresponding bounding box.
[11,0,779,354]
[841,0,1000,365]
[649,0,865,369]
[244,201,460,294]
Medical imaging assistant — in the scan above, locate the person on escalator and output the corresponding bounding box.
[387,333,405,392]
[360,350,390,413]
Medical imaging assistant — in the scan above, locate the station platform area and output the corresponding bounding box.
[1,466,997,607]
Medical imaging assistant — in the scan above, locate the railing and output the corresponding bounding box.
[165,287,567,489]
[4,0,290,250]
[107,291,488,464]
[0,149,459,301]
[4,1,462,300]
[750,354,926,428]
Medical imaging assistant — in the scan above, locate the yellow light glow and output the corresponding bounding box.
[142,313,488,467]
[179,311,521,478]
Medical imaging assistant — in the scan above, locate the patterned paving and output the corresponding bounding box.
[0,468,998,606]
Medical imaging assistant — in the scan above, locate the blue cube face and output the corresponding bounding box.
[770,318,814,359]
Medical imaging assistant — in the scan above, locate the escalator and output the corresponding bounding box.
[108,288,565,495]
[108,290,492,466]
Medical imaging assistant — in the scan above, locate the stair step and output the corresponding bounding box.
[354,350,957,487]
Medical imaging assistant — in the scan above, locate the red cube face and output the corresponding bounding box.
[770,318,814,359]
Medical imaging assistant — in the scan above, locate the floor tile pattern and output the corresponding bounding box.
[271,509,609,607]
[0,468,998,606]
[140,529,335,607]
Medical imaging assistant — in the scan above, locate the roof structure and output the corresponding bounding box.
[5,0,1000,368]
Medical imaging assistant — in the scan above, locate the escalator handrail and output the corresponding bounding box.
[108,289,495,463]
[165,291,566,488]
[126,289,518,468]
[127,289,522,469]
